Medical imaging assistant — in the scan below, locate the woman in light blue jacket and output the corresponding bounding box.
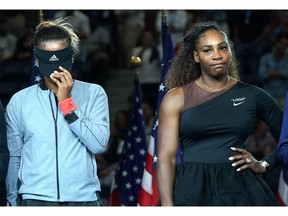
[5,18,110,206]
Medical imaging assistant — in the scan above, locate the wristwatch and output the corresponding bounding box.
[64,110,78,123]
[260,160,270,172]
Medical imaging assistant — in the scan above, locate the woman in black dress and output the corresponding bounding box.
[156,22,283,206]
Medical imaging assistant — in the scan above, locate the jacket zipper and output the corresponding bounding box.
[49,92,60,201]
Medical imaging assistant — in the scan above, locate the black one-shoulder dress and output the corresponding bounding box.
[174,81,282,206]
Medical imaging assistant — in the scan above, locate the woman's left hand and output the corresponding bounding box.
[229,147,266,174]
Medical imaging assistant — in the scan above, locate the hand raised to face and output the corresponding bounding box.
[49,66,73,102]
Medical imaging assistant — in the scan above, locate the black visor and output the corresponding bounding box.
[34,46,74,77]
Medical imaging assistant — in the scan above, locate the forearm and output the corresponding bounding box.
[59,96,110,154]
[68,112,110,154]
[156,159,175,206]
[6,156,20,206]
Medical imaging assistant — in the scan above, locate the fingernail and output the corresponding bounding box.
[232,163,236,167]
[228,157,233,160]
[54,71,58,73]
[237,168,240,171]
[231,147,235,150]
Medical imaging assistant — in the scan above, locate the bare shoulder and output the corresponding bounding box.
[166,87,184,100]
[161,87,184,112]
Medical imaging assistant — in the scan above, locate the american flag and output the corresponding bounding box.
[138,21,177,206]
[30,52,42,85]
[109,76,147,206]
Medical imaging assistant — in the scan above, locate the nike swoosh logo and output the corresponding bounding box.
[233,102,244,106]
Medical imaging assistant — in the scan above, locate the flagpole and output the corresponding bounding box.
[161,10,167,49]
[161,10,167,24]
[130,56,142,79]
[39,10,44,22]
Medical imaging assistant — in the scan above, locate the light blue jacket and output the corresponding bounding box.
[5,80,110,205]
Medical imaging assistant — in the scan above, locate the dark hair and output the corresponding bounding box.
[165,22,239,90]
[33,18,80,54]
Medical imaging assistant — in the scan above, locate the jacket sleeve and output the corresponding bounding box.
[5,97,23,206]
[277,94,288,167]
[0,100,9,182]
[5,156,20,206]
[65,86,110,154]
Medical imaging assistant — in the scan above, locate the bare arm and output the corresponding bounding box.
[156,87,183,206]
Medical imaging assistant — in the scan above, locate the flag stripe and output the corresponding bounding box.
[138,20,175,206]
[277,169,288,205]
[138,187,152,205]
[151,170,159,205]
[145,151,154,174]
[141,169,153,194]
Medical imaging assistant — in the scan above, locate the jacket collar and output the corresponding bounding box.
[39,79,49,91]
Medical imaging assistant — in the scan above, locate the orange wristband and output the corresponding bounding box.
[59,97,77,116]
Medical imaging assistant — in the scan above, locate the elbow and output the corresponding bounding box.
[95,144,108,154]
[90,142,108,155]
[91,129,110,154]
